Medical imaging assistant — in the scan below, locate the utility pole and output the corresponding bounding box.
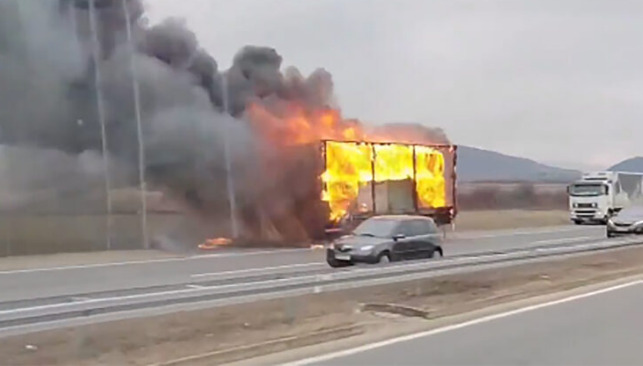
[88,0,113,250]
[220,74,240,238]
[121,0,149,249]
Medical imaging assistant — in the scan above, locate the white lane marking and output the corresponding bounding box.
[185,285,207,289]
[487,253,514,259]
[0,248,313,275]
[70,296,92,302]
[531,236,597,246]
[285,279,643,366]
[448,257,469,262]
[191,263,325,278]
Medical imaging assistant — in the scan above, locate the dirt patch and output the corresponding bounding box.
[2,245,643,365]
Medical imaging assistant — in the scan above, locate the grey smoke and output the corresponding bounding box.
[0,0,448,240]
[0,0,84,151]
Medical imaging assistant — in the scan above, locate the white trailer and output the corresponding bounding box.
[568,171,643,224]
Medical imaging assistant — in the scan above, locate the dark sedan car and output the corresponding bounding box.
[606,205,643,237]
[326,215,444,268]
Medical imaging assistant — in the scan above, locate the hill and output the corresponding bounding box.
[370,123,580,182]
[457,145,581,182]
[608,157,643,172]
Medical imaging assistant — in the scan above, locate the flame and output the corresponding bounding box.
[321,142,373,221]
[246,102,363,146]
[321,141,446,221]
[198,237,232,249]
[415,146,446,208]
[245,101,447,223]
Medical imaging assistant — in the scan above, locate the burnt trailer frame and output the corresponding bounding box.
[320,139,458,239]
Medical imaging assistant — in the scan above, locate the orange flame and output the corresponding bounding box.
[321,141,445,221]
[245,102,447,222]
[246,102,363,146]
[198,237,232,250]
[321,142,373,221]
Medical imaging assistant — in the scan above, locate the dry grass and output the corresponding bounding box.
[454,210,570,231]
[0,210,571,271]
[0,213,231,256]
[0,210,570,258]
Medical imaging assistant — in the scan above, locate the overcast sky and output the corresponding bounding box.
[146,0,643,170]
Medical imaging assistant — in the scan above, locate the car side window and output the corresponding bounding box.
[402,220,431,237]
[394,219,439,237]
[424,219,439,234]
[395,222,415,237]
[407,220,426,236]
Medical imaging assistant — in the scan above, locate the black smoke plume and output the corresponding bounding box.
[0,0,448,242]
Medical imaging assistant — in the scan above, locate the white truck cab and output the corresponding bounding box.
[568,171,643,224]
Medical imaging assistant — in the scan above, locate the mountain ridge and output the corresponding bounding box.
[457,145,581,182]
[608,157,643,172]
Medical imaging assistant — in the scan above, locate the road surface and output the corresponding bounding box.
[0,225,604,302]
[303,280,643,366]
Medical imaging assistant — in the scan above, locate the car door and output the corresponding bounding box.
[414,219,441,258]
[401,220,425,259]
[391,221,416,260]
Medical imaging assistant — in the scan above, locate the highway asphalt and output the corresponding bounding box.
[0,225,604,302]
[304,280,643,366]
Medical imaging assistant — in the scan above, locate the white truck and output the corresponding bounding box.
[568,171,643,224]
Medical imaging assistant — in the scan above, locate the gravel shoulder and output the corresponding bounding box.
[3,244,643,366]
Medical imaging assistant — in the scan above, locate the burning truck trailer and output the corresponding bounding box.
[313,139,458,241]
[228,138,457,247]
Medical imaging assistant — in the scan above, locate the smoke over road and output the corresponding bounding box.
[0,0,449,242]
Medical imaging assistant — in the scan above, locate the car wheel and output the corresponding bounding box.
[377,251,391,264]
[607,231,615,238]
[573,220,582,225]
[429,247,443,259]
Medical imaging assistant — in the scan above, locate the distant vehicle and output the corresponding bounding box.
[326,215,443,268]
[606,205,643,237]
[567,171,643,224]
